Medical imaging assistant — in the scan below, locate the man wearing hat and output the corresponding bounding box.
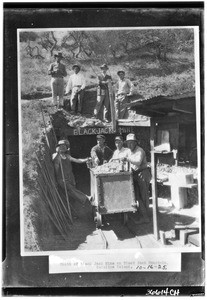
[53,140,92,206]
[115,70,134,119]
[65,64,86,114]
[93,64,112,122]
[91,135,113,166]
[125,133,151,223]
[52,138,70,160]
[48,52,67,109]
[111,135,129,160]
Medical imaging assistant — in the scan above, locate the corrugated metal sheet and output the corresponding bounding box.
[127,92,196,119]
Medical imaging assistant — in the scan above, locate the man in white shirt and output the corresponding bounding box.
[115,70,134,119]
[111,136,129,160]
[65,64,86,114]
[125,133,151,224]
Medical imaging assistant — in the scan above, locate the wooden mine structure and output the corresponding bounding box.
[127,92,197,240]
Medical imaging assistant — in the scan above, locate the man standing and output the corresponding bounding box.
[53,140,92,205]
[91,135,113,166]
[65,64,86,114]
[115,70,134,119]
[125,133,151,223]
[48,52,67,109]
[111,135,129,160]
[93,64,112,123]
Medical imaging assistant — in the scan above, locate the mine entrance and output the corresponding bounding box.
[63,133,117,195]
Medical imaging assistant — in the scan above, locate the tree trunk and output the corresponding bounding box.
[50,31,57,57]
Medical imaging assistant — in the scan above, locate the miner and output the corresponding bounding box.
[91,135,113,166]
[125,133,151,223]
[53,140,92,205]
[48,52,67,110]
[65,64,86,115]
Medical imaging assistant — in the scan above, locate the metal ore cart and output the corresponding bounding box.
[90,169,138,227]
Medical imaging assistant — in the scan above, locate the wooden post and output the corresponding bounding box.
[40,102,51,150]
[108,80,116,132]
[150,118,159,240]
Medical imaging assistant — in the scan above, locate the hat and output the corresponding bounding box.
[72,64,81,70]
[56,140,67,147]
[115,136,123,142]
[97,134,106,140]
[62,139,70,148]
[126,133,138,142]
[117,70,125,76]
[54,52,63,58]
[100,64,108,70]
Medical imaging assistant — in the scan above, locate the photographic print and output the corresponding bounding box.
[3,5,204,295]
[18,26,202,257]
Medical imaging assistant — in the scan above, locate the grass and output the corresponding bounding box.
[21,100,54,251]
[20,42,195,100]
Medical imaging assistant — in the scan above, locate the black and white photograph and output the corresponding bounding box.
[3,4,204,295]
[18,26,201,255]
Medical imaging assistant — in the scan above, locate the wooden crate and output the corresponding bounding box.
[90,170,137,215]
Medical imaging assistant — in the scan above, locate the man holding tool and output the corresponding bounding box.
[93,64,112,123]
[53,140,92,205]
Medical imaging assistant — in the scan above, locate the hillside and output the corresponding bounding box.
[20,53,195,101]
[19,28,195,100]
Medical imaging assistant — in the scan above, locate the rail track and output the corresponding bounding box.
[94,213,143,249]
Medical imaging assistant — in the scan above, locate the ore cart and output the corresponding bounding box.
[90,169,138,227]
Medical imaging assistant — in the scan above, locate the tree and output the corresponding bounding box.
[125,28,194,61]
[61,31,94,59]
[20,31,39,43]
[38,31,58,56]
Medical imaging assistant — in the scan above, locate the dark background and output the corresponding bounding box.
[3,2,205,296]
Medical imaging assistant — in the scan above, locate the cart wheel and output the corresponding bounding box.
[123,213,128,225]
[95,212,102,228]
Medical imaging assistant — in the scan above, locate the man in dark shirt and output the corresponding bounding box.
[93,64,112,123]
[48,52,67,110]
[91,135,113,166]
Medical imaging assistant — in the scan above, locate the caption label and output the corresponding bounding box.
[49,251,181,273]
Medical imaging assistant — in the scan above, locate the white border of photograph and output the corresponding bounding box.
[18,26,202,258]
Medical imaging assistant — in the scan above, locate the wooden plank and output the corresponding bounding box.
[173,103,194,114]
[163,182,197,188]
[153,115,196,124]
[150,118,159,240]
[147,109,166,115]
[171,186,188,209]
[159,230,167,245]
[118,120,150,127]
[175,225,199,240]
[179,229,198,246]
[108,80,116,132]
[188,233,200,247]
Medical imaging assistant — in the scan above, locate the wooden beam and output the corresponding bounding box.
[108,80,116,132]
[173,106,193,114]
[150,118,159,240]
[153,115,196,124]
[147,109,166,115]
